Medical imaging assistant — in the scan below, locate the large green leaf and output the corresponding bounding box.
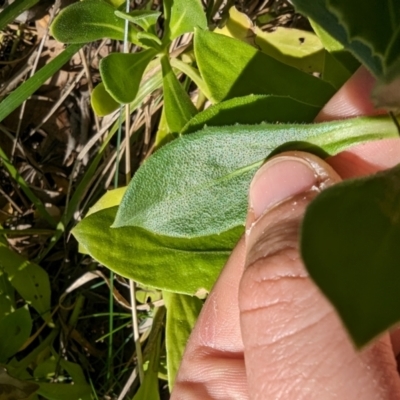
[161,55,197,133]
[0,306,32,362]
[164,292,202,389]
[0,243,51,322]
[181,95,320,134]
[194,29,336,106]
[163,0,207,42]
[73,207,242,294]
[114,116,398,238]
[50,0,138,44]
[100,49,157,103]
[327,0,397,63]
[301,163,400,348]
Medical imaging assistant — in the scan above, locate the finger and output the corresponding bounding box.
[315,66,386,122]
[240,151,400,400]
[172,238,249,399]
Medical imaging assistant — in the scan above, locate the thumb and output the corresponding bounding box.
[239,151,400,399]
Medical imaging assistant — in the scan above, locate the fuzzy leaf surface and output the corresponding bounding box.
[302,163,400,347]
[194,29,336,106]
[114,116,398,238]
[51,0,138,44]
[73,207,242,294]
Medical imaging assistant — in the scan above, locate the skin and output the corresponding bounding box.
[171,67,400,400]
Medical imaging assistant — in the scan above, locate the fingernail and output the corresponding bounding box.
[248,153,319,223]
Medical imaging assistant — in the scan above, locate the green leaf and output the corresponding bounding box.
[0,44,82,123]
[254,27,326,74]
[100,50,157,103]
[301,163,400,348]
[0,306,32,362]
[114,9,161,31]
[91,82,120,116]
[290,0,383,77]
[137,31,163,48]
[181,95,320,134]
[327,0,397,63]
[163,0,207,41]
[164,292,202,389]
[50,0,139,44]
[161,55,197,133]
[292,0,400,109]
[114,116,398,238]
[86,187,127,217]
[169,57,212,100]
[309,19,360,73]
[194,29,335,106]
[0,0,39,31]
[132,327,161,400]
[72,207,242,294]
[0,271,15,320]
[0,242,51,322]
[37,382,92,400]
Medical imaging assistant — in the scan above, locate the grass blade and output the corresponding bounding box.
[0,0,39,31]
[0,44,83,122]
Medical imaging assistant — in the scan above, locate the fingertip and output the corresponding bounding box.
[315,67,386,122]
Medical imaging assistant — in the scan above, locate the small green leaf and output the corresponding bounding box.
[161,55,197,133]
[0,306,32,362]
[181,95,320,134]
[100,49,157,103]
[194,29,335,106]
[301,163,400,348]
[0,243,51,322]
[115,9,161,31]
[50,0,139,44]
[163,0,207,41]
[73,207,242,294]
[114,116,398,238]
[164,292,202,389]
[91,82,120,116]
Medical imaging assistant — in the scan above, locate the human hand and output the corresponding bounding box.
[171,67,400,400]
